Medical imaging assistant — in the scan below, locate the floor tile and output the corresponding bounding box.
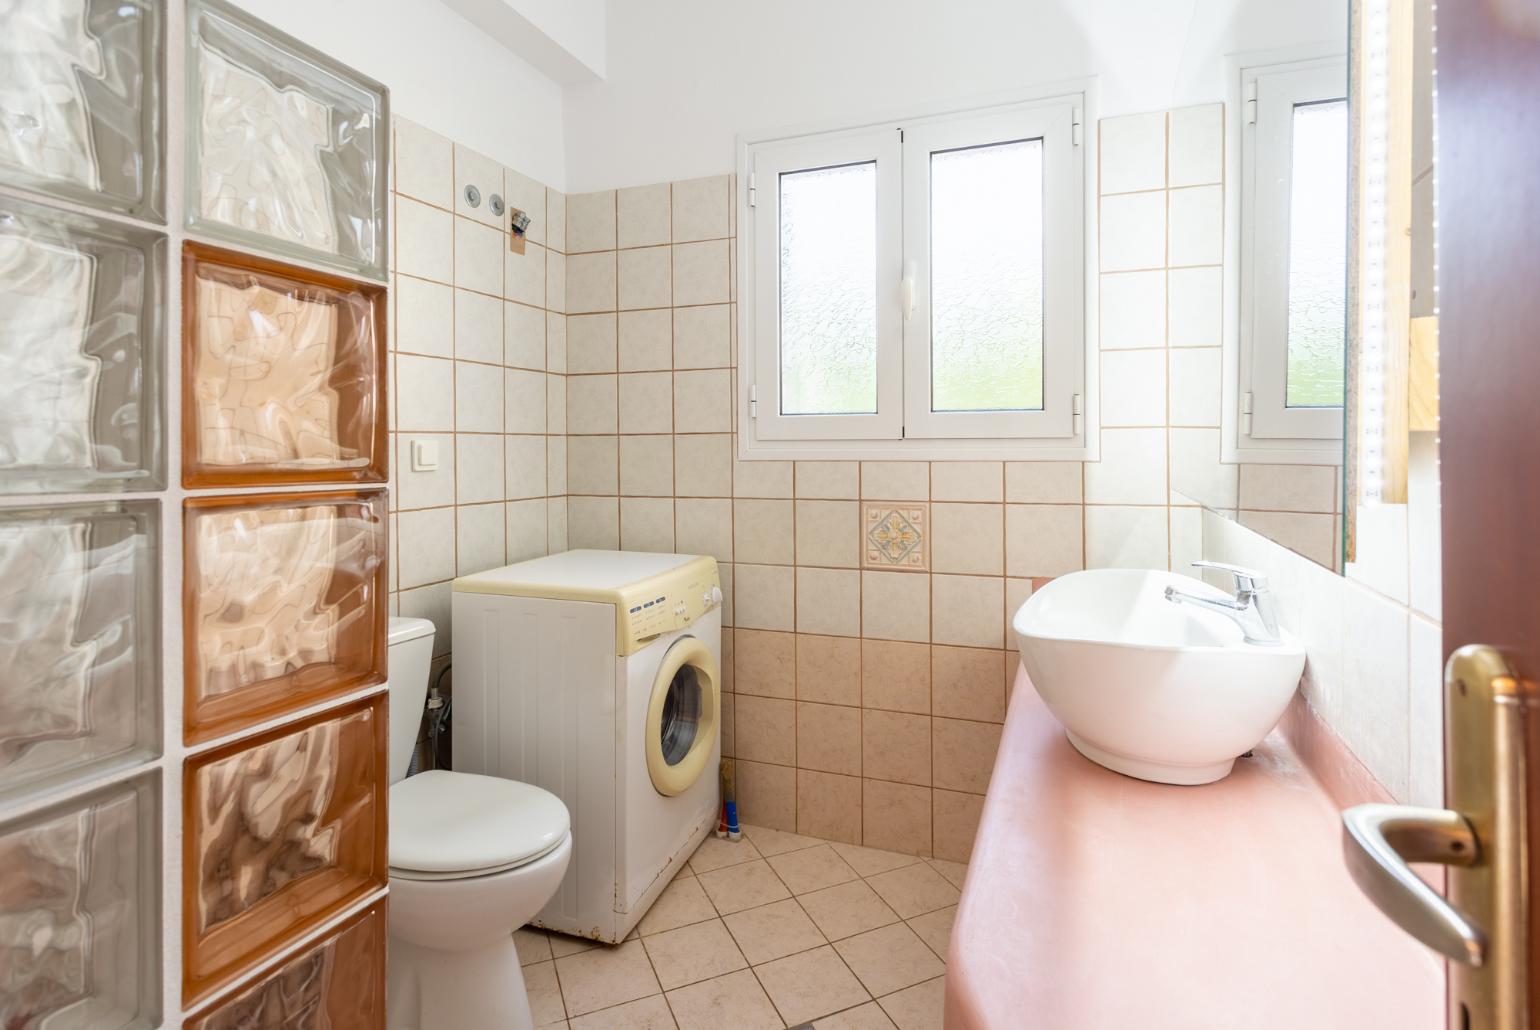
[516,926,553,965]
[813,1001,900,1029]
[568,994,676,1029]
[743,823,825,857]
[696,858,792,914]
[829,841,925,878]
[555,939,662,1016]
[665,968,784,1030]
[877,975,945,1030]
[722,898,827,965]
[796,879,901,941]
[549,931,600,957]
[638,874,719,936]
[641,918,748,990]
[926,857,968,890]
[905,906,955,962]
[864,862,961,919]
[525,960,568,1025]
[833,923,945,997]
[768,843,861,895]
[688,834,762,874]
[755,945,872,1026]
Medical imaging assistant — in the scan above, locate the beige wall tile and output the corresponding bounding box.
[1168,266,1223,347]
[674,433,733,497]
[862,780,932,857]
[566,251,617,313]
[1085,505,1169,569]
[394,119,452,208]
[1238,463,1338,513]
[795,500,860,568]
[567,435,618,494]
[931,575,1004,648]
[455,218,503,296]
[503,240,545,307]
[734,628,796,699]
[1168,347,1222,426]
[861,571,930,643]
[1169,103,1223,188]
[674,369,733,433]
[1084,427,1167,505]
[673,304,732,369]
[503,167,546,245]
[568,495,619,549]
[619,434,673,496]
[396,275,453,358]
[929,462,1003,502]
[454,288,502,363]
[736,456,794,498]
[675,497,732,561]
[796,634,861,707]
[1099,269,1165,350]
[861,639,931,714]
[1100,111,1167,194]
[618,245,672,310]
[395,198,453,283]
[795,770,863,845]
[1004,462,1083,503]
[1005,504,1084,578]
[734,498,793,565]
[566,189,616,252]
[797,702,861,776]
[618,308,672,371]
[720,691,735,757]
[933,718,1003,794]
[1168,184,1223,266]
[567,313,617,372]
[861,461,929,500]
[1101,349,1167,427]
[545,187,567,253]
[567,373,618,434]
[620,497,674,551]
[617,182,671,248]
[863,710,931,786]
[673,240,730,305]
[1100,190,1165,272]
[672,175,731,243]
[795,567,860,637]
[736,695,796,766]
[619,370,674,434]
[931,646,1006,723]
[505,301,546,370]
[932,789,986,863]
[796,461,859,499]
[737,759,797,832]
[929,503,1004,576]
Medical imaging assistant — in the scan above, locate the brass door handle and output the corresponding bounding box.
[1341,803,1485,965]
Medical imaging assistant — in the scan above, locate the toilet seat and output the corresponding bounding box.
[389,769,570,881]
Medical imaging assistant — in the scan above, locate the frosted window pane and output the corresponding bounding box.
[779,162,877,415]
[1285,99,1348,408]
[932,138,1044,412]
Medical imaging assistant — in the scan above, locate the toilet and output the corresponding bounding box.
[384,617,572,1030]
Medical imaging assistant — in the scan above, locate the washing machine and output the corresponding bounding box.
[450,549,722,943]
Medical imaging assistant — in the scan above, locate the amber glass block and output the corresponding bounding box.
[182,242,386,489]
[183,697,387,1005]
[188,901,384,1030]
[0,775,160,1030]
[183,491,386,743]
[0,502,159,801]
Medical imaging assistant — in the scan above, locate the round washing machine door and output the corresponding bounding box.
[645,636,720,796]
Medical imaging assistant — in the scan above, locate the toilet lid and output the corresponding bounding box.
[389,770,570,877]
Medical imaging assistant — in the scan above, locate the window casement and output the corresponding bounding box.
[740,95,1086,458]
[1238,57,1349,445]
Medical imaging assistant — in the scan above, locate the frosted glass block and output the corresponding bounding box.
[931,138,1044,412]
[183,491,387,743]
[187,0,389,280]
[0,194,165,494]
[0,0,165,220]
[1284,99,1348,409]
[183,698,386,1004]
[187,902,384,1030]
[779,162,877,415]
[182,242,387,488]
[0,502,158,800]
[0,776,160,1030]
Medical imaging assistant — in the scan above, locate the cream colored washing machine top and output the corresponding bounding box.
[451,550,722,943]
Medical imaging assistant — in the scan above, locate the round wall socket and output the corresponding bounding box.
[464,184,481,207]
[489,194,506,216]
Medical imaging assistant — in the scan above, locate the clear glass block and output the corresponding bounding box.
[1284,99,1348,409]
[186,0,389,280]
[182,242,387,488]
[0,0,165,220]
[183,697,386,1004]
[0,502,158,800]
[0,194,165,494]
[0,775,160,1030]
[779,161,878,415]
[186,902,384,1030]
[931,138,1044,412]
[183,490,387,743]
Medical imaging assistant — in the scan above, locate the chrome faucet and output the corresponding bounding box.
[1164,560,1284,646]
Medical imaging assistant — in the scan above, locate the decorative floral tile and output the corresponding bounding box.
[863,503,928,572]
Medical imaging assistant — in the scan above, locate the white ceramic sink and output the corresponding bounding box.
[1013,568,1307,785]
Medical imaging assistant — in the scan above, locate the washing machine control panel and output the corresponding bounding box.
[615,556,721,655]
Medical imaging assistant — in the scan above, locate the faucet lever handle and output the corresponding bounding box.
[1190,560,1269,593]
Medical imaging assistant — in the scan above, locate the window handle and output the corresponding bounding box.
[901,261,916,321]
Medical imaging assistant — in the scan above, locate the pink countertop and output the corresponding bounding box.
[946,671,1445,1030]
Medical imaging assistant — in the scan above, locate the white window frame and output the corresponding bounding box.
[1225,51,1348,463]
[738,88,1091,461]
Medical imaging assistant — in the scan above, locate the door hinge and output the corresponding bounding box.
[1072,392,1083,433]
[1072,107,1083,147]
[749,384,758,419]
[1245,81,1258,125]
[747,173,757,208]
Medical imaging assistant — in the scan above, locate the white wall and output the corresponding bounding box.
[233,0,568,188]
[562,0,1342,192]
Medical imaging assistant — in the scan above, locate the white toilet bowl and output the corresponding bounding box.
[383,618,571,1030]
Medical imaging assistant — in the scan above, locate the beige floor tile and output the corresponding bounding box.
[695,858,792,915]
[905,905,956,962]
[814,1001,900,1029]
[524,960,568,1025]
[555,939,661,1016]
[665,968,783,1030]
[516,926,553,965]
[865,862,961,919]
[743,822,824,857]
[768,843,860,895]
[688,833,761,874]
[755,945,872,1026]
[829,841,924,878]
[833,923,944,997]
[568,994,675,1029]
[797,879,902,941]
[638,874,719,936]
[641,918,747,990]
[722,898,827,965]
[926,857,968,890]
[548,931,600,958]
[877,975,945,1030]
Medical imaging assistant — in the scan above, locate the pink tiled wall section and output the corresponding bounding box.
[389,118,570,660]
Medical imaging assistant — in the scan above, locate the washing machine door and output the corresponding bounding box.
[645,635,720,797]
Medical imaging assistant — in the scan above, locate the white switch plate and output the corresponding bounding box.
[411,439,439,471]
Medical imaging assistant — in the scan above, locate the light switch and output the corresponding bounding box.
[411,439,439,471]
